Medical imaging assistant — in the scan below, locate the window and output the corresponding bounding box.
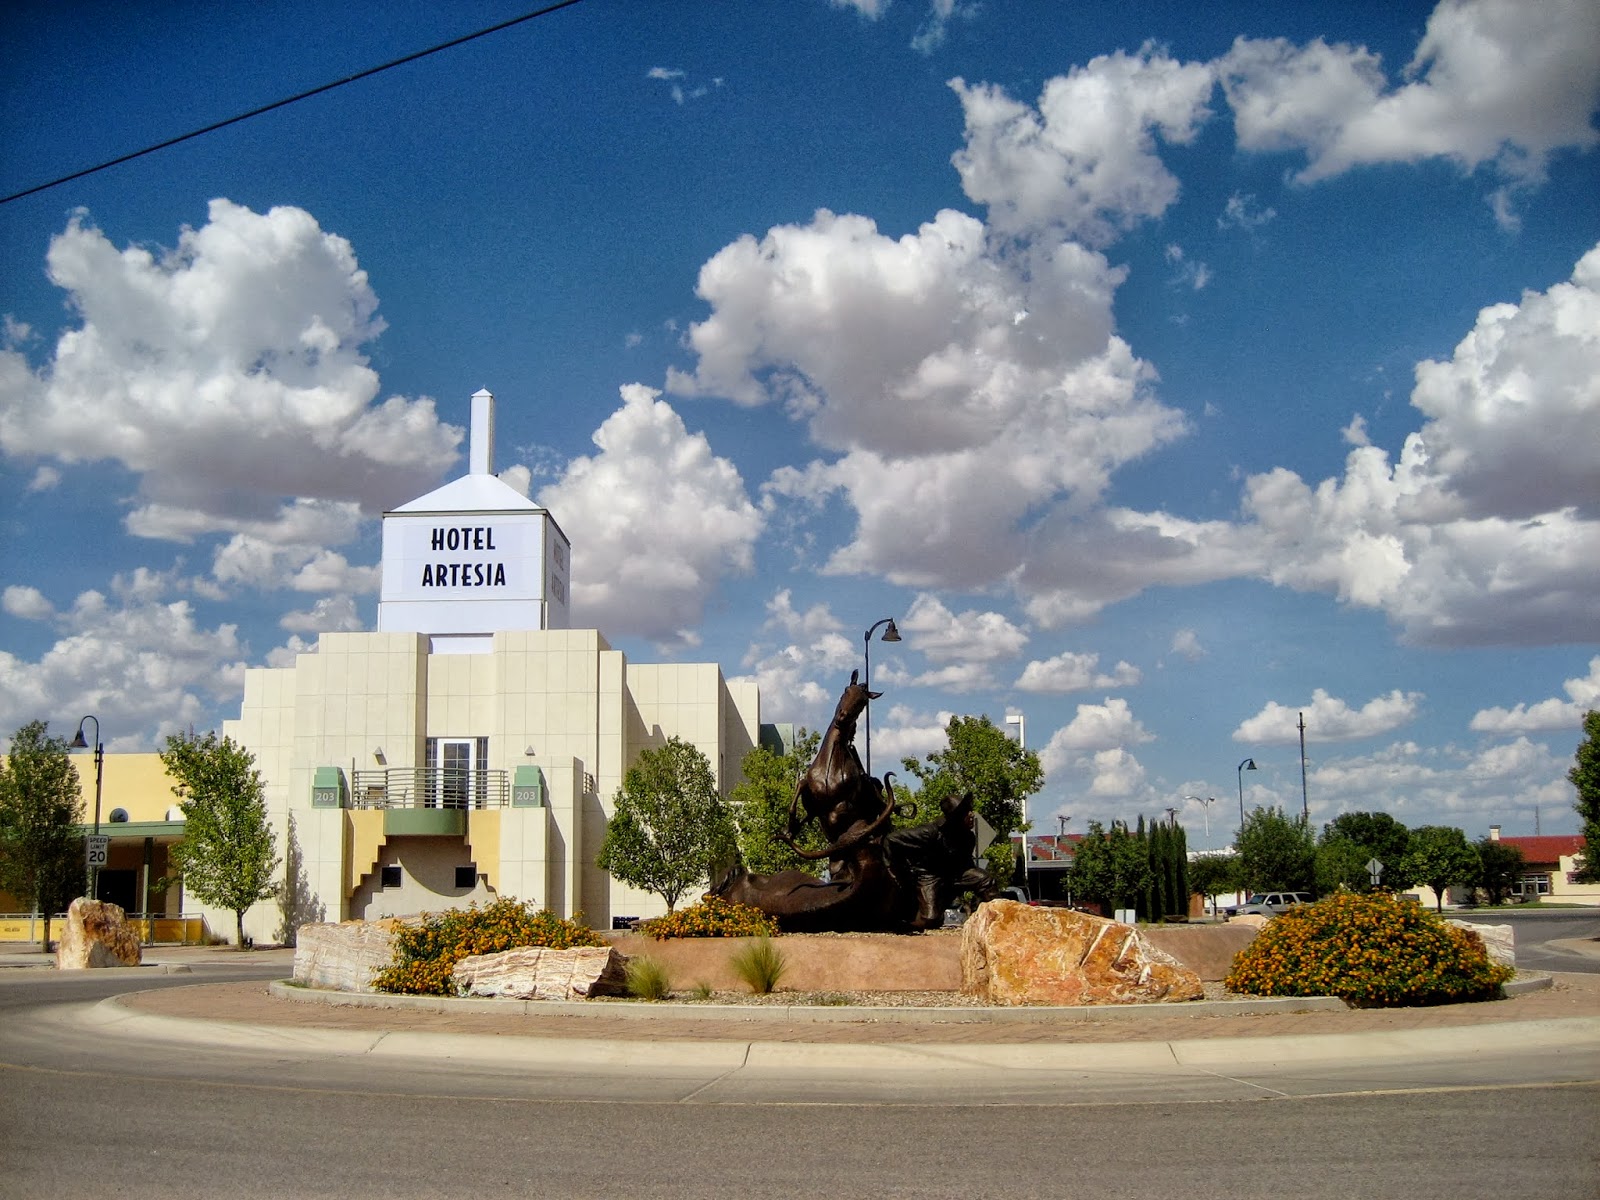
[381,865,402,889]
[455,864,478,889]
[1520,872,1551,896]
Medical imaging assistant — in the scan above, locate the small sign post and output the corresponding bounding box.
[86,834,111,870]
[1366,857,1384,888]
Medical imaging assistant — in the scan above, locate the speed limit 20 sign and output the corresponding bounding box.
[85,835,111,869]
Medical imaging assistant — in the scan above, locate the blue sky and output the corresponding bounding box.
[2,0,1597,847]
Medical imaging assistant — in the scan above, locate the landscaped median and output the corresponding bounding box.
[287,893,1547,1012]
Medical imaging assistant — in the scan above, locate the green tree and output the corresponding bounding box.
[0,721,85,953]
[728,729,824,876]
[901,714,1044,883]
[1236,806,1316,894]
[160,731,281,949]
[1069,820,1151,915]
[1321,810,1412,888]
[1400,825,1480,912]
[1315,836,1371,894]
[1188,852,1238,918]
[1571,710,1600,883]
[596,737,736,911]
[1474,836,1526,906]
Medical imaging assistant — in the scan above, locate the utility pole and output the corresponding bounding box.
[1298,711,1309,822]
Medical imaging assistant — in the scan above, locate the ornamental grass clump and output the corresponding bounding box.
[624,955,673,1001]
[729,936,788,995]
[372,897,606,996]
[1225,891,1512,1007]
[638,896,780,940]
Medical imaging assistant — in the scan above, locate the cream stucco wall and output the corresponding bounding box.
[208,625,760,945]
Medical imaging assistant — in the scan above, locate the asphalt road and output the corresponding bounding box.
[1,958,1598,1199]
[1448,908,1600,973]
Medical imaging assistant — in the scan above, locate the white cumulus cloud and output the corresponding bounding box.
[537,384,763,648]
[950,47,1215,244]
[1015,650,1140,693]
[1470,656,1600,733]
[1220,0,1600,188]
[0,201,460,541]
[1234,687,1423,744]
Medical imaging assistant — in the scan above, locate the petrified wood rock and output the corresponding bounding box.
[960,899,1203,1005]
[293,918,413,992]
[452,945,628,1000]
[56,897,142,969]
[1447,919,1515,968]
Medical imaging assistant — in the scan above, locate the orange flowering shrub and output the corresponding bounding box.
[372,897,605,995]
[638,896,780,940]
[1225,891,1512,1007]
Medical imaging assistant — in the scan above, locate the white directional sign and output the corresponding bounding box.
[1366,857,1384,886]
[974,812,996,858]
[85,835,110,869]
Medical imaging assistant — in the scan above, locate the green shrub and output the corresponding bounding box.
[624,955,672,1001]
[689,980,714,1001]
[638,896,780,940]
[1225,891,1512,1007]
[372,898,606,996]
[729,936,787,994]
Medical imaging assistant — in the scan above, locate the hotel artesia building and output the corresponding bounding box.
[2,390,762,946]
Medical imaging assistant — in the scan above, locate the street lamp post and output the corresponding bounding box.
[1006,712,1026,898]
[70,716,104,900]
[1184,795,1215,845]
[1236,758,1257,836]
[861,617,900,775]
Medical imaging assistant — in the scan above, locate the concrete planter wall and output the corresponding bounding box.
[605,923,1255,992]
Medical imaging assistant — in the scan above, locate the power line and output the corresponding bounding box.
[1,0,586,207]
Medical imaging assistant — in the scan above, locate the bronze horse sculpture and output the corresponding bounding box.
[712,670,998,932]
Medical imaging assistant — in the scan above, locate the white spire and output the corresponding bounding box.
[470,388,495,476]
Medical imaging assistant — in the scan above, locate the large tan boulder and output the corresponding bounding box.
[960,899,1203,1005]
[56,897,142,969]
[452,946,629,1001]
[293,918,413,992]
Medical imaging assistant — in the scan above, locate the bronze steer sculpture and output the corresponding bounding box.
[711,671,997,932]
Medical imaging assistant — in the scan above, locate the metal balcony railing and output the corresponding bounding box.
[349,768,510,810]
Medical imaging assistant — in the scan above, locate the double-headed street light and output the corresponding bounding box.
[1006,712,1027,896]
[70,715,104,900]
[861,617,901,775]
[1185,795,1216,844]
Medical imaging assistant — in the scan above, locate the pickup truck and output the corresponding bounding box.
[1226,891,1313,917]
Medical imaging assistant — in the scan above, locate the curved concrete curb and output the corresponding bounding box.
[85,994,1600,1078]
[1502,970,1553,997]
[267,978,1350,1022]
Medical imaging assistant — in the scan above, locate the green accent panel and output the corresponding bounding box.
[512,765,545,808]
[384,808,466,837]
[312,766,346,808]
[72,820,184,840]
[759,723,795,756]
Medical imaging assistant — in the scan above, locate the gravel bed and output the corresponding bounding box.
[589,981,1243,1007]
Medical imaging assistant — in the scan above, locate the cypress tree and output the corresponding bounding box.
[1173,822,1190,918]
[1135,815,1152,921]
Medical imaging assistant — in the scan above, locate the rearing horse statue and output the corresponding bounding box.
[782,669,896,862]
